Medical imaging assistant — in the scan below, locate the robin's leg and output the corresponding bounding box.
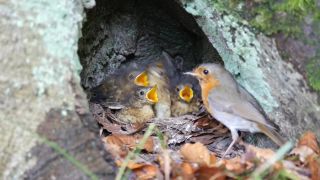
[221,129,238,159]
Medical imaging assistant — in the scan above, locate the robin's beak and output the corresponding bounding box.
[134,71,149,87]
[179,85,194,103]
[184,71,199,77]
[146,85,158,103]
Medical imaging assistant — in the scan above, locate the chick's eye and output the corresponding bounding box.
[139,91,145,96]
[203,69,209,75]
[176,87,180,92]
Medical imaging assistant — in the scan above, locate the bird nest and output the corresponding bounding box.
[89,102,245,158]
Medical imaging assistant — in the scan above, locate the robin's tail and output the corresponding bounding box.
[258,124,285,146]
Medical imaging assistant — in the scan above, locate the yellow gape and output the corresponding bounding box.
[134,71,149,87]
[179,85,193,103]
[146,85,158,103]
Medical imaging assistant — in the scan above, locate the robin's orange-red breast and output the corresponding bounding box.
[185,63,284,158]
[170,74,201,117]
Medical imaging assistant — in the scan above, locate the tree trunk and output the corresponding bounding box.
[1,0,319,179]
[0,0,114,179]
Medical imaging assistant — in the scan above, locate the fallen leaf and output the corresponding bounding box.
[104,134,154,153]
[307,154,320,180]
[171,162,196,180]
[194,166,225,180]
[298,131,319,154]
[246,144,275,160]
[115,160,146,169]
[222,156,254,175]
[291,145,315,162]
[181,162,195,175]
[104,141,124,158]
[180,142,213,166]
[134,164,158,180]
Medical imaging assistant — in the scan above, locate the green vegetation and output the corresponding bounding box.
[307,56,320,91]
[212,0,319,36]
[211,0,320,91]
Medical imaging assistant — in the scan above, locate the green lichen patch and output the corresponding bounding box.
[306,57,320,91]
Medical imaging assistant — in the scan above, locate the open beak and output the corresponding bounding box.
[134,71,149,87]
[179,85,194,103]
[146,85,158,103]
[184,71,198,77]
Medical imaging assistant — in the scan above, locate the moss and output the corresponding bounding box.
[211,0,319,36]
[306,57,320,91]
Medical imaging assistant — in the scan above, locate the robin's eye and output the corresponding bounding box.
[203,69,209,75]
[139,91,145,96]
[176,87,180,92]
[128,74,134,80]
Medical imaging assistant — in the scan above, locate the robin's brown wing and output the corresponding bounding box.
[208,87,274,129]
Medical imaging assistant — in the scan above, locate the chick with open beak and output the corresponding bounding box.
[134,60,172,118]
[170,75,201,117]
[89,61,158,124]
[114,85,158,124]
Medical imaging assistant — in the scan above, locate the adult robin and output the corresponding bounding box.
[185,63,284,158]
[170,74,201,117]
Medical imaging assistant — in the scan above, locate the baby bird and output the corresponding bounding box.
[90,62,147,107]
[170,75,201,117]
[185,63,284,158]
[113,85,158,124]
[89,61,158,124]
[134,54,173,118]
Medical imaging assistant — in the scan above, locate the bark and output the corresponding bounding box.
[0,0,114,179]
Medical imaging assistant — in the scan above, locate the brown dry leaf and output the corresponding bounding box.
[222,156,254,175]
[298,131,320,154]
[116,160,158,180]
[180,142,213,166]
[134,164,158,180]
[194,166,226,180]
[104,141,125,158]
[181,162,195,175]
[104,134,154,153]
[171,162,196,180]
[307,154,320,180]
[115,160,146,169]
[246,144,275,160]
[291,145,315,162]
